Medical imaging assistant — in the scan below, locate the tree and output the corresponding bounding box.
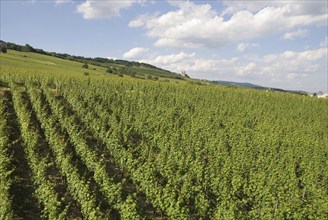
[130,72,136,78]
[22,44,35,52]
[0,46,7,53]
[82,63,89,69]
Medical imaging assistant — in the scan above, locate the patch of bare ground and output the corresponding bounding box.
[0,87,10,96]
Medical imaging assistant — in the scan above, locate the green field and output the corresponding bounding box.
[1,50,328,219]
[0,49,185,80]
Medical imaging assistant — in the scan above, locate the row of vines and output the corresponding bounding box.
[0,67,327,219]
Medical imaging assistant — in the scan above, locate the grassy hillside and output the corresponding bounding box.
[1,50,108,76]
[0,44,182,79]
[0,49,206,84]
[0,48,327,219]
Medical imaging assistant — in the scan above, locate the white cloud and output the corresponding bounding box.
[129,13,158,27]
[236,42,259,52]
[54,0,72,4]
[222,1,328,16]
[287,73,298,79]
[222,1,271,15]
[277,1,327,16]
[123,47,149,59]
[248,48,327,84]
[283,29,309,40]
[130,1,327,48]
[237,63,257,76]
[106,56,117,60]
[139,52,238,74]
[77,0,137,19]
[153,52,195,65]
[137,47,326,90]
[297,47,327,61]
[236,43,248,52]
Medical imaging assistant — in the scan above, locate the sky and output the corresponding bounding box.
[1,0,327,92]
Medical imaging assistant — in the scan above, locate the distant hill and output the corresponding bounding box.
[0,40,186,80]
[213,80,308,95]
[214,80,263,88]
[0,40,311,95]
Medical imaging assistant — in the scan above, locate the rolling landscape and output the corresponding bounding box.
[1,0,328,220]
[1,42,328,219]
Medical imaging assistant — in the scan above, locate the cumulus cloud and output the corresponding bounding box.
[222,1,271,15]
[152,52,195,65]
[237,63,257,76]
[138,47,326,89]
[139,52,237,74]
[106,56,118,60]
[222,1,328,16]
[130,1,327,48]
[77,0,137,19]
[283,29,309,40]
[260,48,326,77]
[129,13,158,27]
[236,42,259,52]
[287,73,298,79]
[123,47,149,59]
[54,0,72,4]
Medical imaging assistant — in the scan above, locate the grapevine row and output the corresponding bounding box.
[0,90,14,220]
[61,80,190,219]
[1,69,327,219]
[10,84,67,219]
[41,84,142,219]
[26,85,105,219]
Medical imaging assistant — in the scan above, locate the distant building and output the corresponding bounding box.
[181,70,190,78]
[317,93,328,99]
[309,92,328,98]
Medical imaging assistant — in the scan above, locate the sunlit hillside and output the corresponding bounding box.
[1,47,327,219]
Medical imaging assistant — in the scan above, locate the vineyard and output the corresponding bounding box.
[0,65,327,219]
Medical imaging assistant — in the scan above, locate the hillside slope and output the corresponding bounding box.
[0,41,184,80]
[1,44,327,219]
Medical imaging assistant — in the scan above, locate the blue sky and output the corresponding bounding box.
[1,0,327,92]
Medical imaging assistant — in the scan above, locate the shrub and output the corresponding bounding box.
[0,46,7,53]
